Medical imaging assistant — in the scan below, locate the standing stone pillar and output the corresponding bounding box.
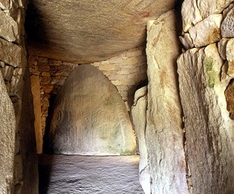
[145,10,189,194]
[131,86,150,193]
[0,72,16,194]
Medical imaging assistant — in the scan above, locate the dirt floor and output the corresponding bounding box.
[38,154,144,194]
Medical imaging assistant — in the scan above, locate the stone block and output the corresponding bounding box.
[218,38,229,59]
[0,71,16,193]
[181,0,202,32]
[222,7,234,37]
[188,14,222,47]
[0,38,22,67]
[2,65,14,81]
[182,0,232,32]
[146,10,188,194]
[196,0,232,18]
[226,38,234,61]
[0,10,18,42]
[177,44,234,193]
[0,0,10,10]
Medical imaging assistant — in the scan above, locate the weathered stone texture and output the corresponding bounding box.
[0,71,16,194]
[0,38,22,67]
[196,0,232,19]
[225,80,234,119]
[226,38,234,61]
[50,65,136,155]
[29,56,77,144]
[91,47,147,103]
[146,10,188,194]
[181,0,203,32]
[221,6,234,37]
[177,44,234,194]
[182,0,232,32]
[0,1,39,193]
[29,47,147,153]
[188,14,222,47]
[131,86,150,194]
[0,0,9,10]
[217,38,229,59]
[26,0,177,63]
[0,10,18,42]
[31,75,43,154]
[226,38,234,77]
[17,67,38,194]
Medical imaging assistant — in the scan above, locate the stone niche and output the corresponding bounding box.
[49,64,136,155]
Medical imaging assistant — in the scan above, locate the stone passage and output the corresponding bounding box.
[39,154,144,194]
[49,64,136,155]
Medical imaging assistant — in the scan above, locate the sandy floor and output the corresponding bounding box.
[39,154,144,194]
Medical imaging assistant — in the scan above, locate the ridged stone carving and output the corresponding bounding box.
[50,65,136,155]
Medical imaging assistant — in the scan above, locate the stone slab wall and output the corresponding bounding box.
[29,47,147,153]
[0,70,16,194]
[0,0,38,193]
[178,1,234,193]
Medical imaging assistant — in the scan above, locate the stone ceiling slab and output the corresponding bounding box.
[26,0,177,63]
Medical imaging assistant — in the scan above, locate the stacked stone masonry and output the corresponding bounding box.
[91,47,147,103]
[180,1,234,119]
[0,0,38,193]
[178,1,234,193]
[29,47,147,152]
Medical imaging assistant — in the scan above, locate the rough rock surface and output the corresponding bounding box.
[39,155,144,194]
[0,71,15,193]
[146,10,188,194]
[221,6,234,37]
[225,79,234,119]
[188,14,222,47]
[0,38,22,67]
[0,10,18,42]
[181,0,232,32]
[26,0,178,63]
[177,44,234,194]
[0,0,39,193]
[50,65,136,155]
[131,86,150,194]
[226,38,234,77]
[0,0,9,10]
[17,67,39,194]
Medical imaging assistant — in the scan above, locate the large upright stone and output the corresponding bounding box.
[0,71,16,193]
[131,86,150,194]
[50,65,136,155]
[146,10,188,194]
[177,44,234,194]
